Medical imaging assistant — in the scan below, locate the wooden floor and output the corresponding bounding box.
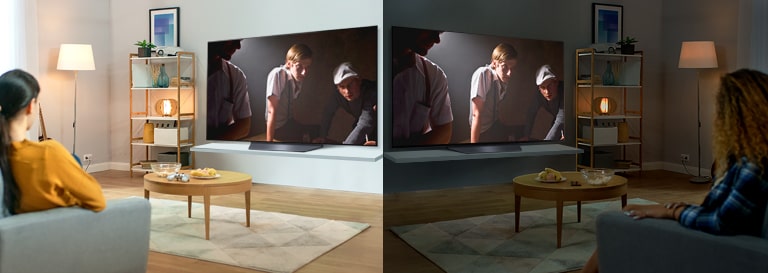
[96,169,711,273]
[383,170,712,273]
[94,170,383,273]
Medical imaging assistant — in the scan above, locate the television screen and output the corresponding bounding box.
[391,26,565,150]
[206,26,378,148]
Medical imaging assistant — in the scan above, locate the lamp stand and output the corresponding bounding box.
[72,70,78,155]
[690,70,711,184]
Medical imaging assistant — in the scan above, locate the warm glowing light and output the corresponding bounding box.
[154,98,178,117]
[162,99,172,116]
[592,97,616,115]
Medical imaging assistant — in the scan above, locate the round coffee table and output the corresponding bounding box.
[513,171,627,248]
[144,170,253,240]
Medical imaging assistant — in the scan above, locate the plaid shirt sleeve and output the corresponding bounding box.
[678,159,768,236]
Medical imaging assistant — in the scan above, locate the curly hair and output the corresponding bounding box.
[713,69,768,177]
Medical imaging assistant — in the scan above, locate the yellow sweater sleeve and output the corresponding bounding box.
[11,140,106,213]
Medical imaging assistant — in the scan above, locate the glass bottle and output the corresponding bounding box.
[602,61,615,85]
[158,64,170,88]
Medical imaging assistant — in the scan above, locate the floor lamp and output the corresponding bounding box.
[57,44,95,156]
[678,41,718,183]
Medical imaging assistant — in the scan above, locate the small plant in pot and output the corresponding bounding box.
[616,36,638,55]
[134,40,156,57]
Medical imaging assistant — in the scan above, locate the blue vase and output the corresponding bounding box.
[158,64,170,88]
[602,61,615,85]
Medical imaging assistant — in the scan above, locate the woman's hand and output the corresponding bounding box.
[623,204,676,220]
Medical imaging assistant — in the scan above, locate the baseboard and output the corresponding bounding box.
[84,162,111,173]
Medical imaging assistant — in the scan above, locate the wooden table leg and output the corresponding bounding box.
[556,200,563,248]
[515,195,521,232]
[187,196,192,218]
[622,194,628,208]
[204,195,211,240]
[144,189,149,199]
[245,191,251,227]
[577,201,582,223]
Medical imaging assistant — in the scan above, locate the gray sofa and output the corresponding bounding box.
[596,209,768,273]
[0,197,151,273]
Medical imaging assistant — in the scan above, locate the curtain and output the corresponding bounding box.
[0,0,37,73]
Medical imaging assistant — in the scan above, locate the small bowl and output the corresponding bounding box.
[150,162,181,177]
[580,168,614,186]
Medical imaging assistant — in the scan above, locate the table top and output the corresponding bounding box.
[513,171,627,190]
[143,170,252,187]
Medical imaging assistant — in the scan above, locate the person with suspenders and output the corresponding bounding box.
[392,27,454,146]
[469,43,519,143]
[206,39,252,140]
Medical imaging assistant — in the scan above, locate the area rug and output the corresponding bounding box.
[391,198,655,273]
[148,198,370,273]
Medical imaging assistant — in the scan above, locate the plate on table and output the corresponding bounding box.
[535,177,567,183]
[190,174,221,180]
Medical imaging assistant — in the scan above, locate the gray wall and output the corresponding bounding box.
[661,0,740,175]
[384,0,664,192]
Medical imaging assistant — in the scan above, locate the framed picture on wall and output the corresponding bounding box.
[592,3,622,44]
[149,7,179,47]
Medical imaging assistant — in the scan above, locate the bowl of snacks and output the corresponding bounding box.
[580,168,614,186]
[150,162,181,177]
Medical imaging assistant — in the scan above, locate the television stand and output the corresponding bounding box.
[447,143,522,154]
[248,142,322,152]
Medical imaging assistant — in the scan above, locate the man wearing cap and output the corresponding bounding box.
[526,64,565,140]
[469,43,518,143]
[317,62,377,145]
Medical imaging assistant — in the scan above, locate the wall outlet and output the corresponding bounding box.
[680,154,690,162]
[83,154,93,161]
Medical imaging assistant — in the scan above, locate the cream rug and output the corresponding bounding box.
[391,198,655,273]
[148,198,370,273]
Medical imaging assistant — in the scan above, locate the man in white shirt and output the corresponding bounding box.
[206,39,252,140]
[469,43,518,143]
[264,44,316,142]
[392,27,453,146]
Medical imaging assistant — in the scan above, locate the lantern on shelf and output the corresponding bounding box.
[592,97,617,115]
[154,98,178,117]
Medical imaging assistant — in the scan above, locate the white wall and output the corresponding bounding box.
[108,0,384,193]
[36,0,112,171]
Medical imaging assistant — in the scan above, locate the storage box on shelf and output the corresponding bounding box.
[129,52,196,176]
[575,48,643,172]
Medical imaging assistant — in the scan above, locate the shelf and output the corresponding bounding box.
[385,144,582,163]
[578,52,643,58]
[131,141,194,148]
[577,141,642,147]
[191,142,383,162]
[577,84,642,88]
[130,55,193,61]
[130,87,193,91]
[131,115,194,121]
[577,114,642,120]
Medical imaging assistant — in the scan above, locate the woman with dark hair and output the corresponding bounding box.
[581,69,768,272]
[0,69,104,215]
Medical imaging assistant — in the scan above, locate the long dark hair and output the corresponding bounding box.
[0,69,40,214]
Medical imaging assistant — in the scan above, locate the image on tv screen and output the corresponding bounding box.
[392,26,564,148]
[207,26,378,146]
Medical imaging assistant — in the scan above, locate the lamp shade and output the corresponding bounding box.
[678,41,718,69]
[57,44,95,71]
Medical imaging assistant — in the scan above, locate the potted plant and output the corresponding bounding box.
[616,36,638,55]
[134,40,156,57]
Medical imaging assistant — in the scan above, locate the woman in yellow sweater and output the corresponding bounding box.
[0,69,105,215]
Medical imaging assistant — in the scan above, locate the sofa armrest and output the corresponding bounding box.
[596,211,768,273]
[0,197,151,273]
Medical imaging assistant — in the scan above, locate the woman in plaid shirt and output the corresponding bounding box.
[582,69,768,273]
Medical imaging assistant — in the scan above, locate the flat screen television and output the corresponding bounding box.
[391,26,565,153]
[206,26,378,152]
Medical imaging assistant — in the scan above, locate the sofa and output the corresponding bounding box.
[0,197,151,273]
[595,209,768,273]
